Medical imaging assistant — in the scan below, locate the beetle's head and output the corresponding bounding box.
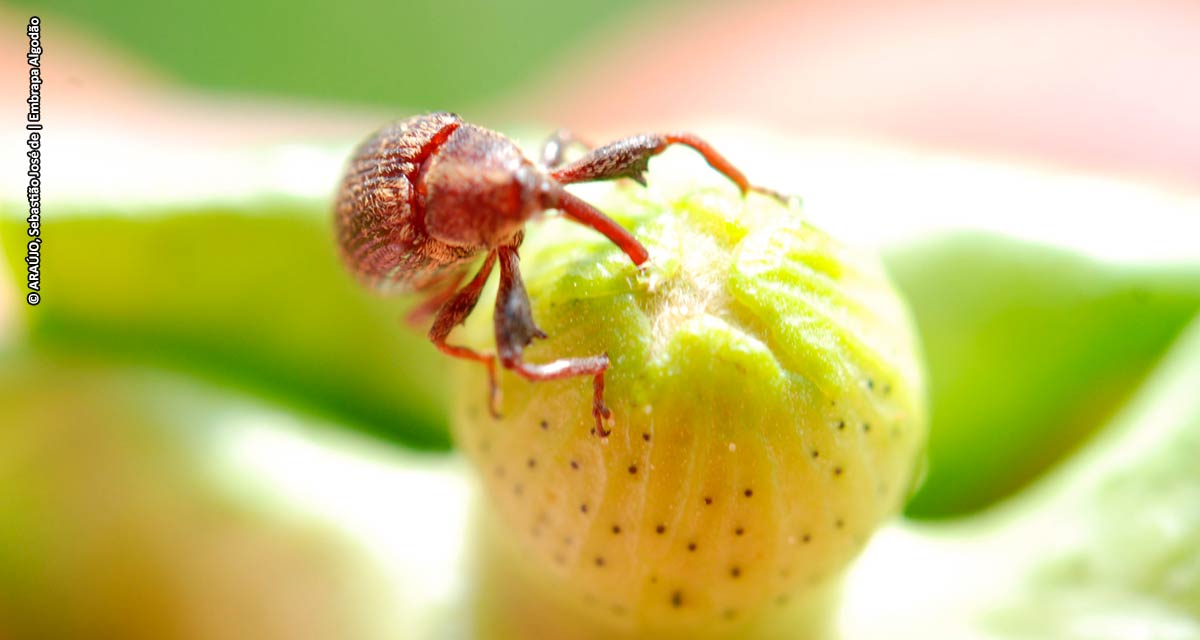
[421,125,553,249]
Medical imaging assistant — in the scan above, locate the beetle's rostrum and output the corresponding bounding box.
[335,112,780,436]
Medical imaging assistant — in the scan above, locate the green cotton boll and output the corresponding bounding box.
[450,186,927,639]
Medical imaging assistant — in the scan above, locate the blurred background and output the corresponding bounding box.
[1,0,1199,637]
[3,0,1200,181]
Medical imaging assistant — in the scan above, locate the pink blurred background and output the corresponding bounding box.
[7,0,1198,191]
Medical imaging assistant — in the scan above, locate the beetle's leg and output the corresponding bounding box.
[493,246,614,437]
[406,268,468,328]
[550,132,788,202]
[429,251,502,418]
[540,128,593,169]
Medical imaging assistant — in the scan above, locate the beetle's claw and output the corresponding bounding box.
[486,357,503,419]
[593,397,613,439]
[750,184,794,205]
[594,414,612,439]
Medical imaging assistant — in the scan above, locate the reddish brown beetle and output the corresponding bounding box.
[335,112,778,436]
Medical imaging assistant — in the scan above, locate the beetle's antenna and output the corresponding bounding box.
[554,190,650,267]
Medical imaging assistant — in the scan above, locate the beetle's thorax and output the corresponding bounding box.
[419,124,552,249]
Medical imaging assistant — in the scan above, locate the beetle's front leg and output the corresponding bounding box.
[493,246,614,437]
[550,132,787,202]
[429,251,502,418]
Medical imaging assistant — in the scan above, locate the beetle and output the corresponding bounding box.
[335,112,780,436]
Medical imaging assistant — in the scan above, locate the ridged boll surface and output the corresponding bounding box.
[452,188,928,638]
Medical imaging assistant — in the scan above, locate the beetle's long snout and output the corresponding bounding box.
[553,189,650,266]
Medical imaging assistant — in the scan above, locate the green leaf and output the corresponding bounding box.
[886,234,1200,518]
[994,316,1200,632]
[1,202,451,450]
[839,315,1200,638]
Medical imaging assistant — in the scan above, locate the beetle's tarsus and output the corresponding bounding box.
[484,357,502,419]
[593,370,613,438]
[750,184,793,205]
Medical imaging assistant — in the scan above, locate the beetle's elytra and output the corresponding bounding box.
[335,112,780,436]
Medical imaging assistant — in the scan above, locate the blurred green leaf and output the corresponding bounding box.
[885,234,1200,518]
[839,316,1200,638]
[1,202,451,450]
[991,317,1200,634]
